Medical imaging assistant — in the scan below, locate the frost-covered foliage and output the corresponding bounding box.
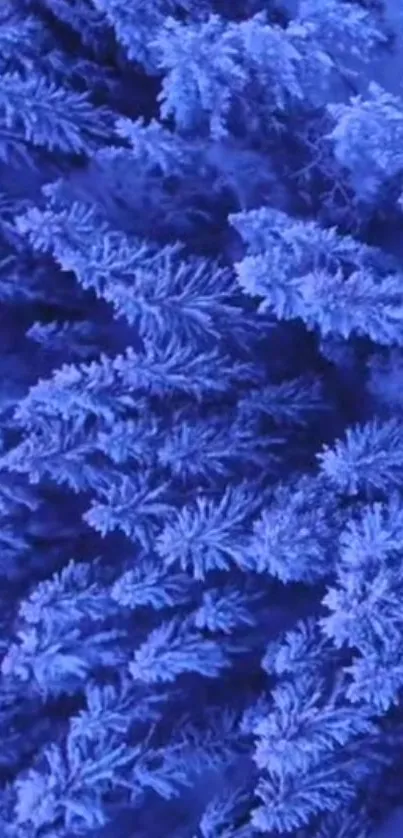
[156,13,304,138]
[247,621,388,834]
[0,1,402,837]
[318,419,403,495]
[92,0,207,72]
[231,206,403,345]
[328,83,403,203]
[296,0,386,60]
[322,496,403,711]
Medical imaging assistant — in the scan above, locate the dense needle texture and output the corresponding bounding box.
[0,0,403,836]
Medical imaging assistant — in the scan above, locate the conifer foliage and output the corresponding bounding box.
[0,0,403,836]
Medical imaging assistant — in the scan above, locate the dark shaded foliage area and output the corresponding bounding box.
[0,0,403,836]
